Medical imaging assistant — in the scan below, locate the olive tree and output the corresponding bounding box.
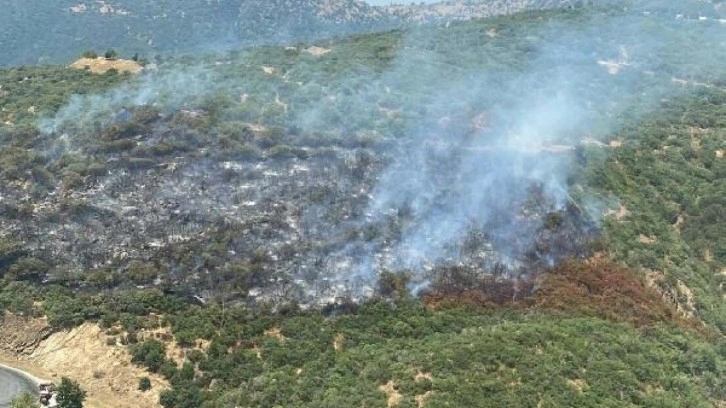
[57,377,86,408]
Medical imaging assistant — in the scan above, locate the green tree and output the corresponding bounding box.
[10,391,37,408]
[104,49,118,60]
[159,383,206,408]
[0,281,38,315]
[127,261,158,285]
[56,377,86,408]
[138,376,152,392]
[5,257,48,283]
[130,339,167,373]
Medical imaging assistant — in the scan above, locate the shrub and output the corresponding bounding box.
[0,238,24,271]
[43,288,99,328]
[376,270,410,299]
[535,258,681,328]
[104,49,118,60]
[138,376,152,392]
[130,339,167,373]
[159,360,178,380]
[0,281,38,315]
[9,391,37,408]
[5,257,49,283]
[126,331,139,344]
[127,261,159,285]
[56,377,86,408]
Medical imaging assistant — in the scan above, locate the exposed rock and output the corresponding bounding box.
[603,204,629,221]
[675,280,697,319]
[0,312,53,355]
[567,378,588,392]
[31,323,167,408]
[638,234,657,245]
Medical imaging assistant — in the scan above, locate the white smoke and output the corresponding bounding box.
[34,1,726,300]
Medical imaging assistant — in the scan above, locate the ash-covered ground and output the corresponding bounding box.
[0,106,597,306]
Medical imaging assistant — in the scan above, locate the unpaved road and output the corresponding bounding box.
[0,366,37,407]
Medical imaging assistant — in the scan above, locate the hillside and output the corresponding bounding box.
[0,0,575,67]
[0,313,167,408]
[5,0,724,67]
[0,1,724,408]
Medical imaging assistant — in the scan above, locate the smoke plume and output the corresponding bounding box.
[37,1,726,301]
[312,4,726,296]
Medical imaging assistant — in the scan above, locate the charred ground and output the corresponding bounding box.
[1,100,598,305]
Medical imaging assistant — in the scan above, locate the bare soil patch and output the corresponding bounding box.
[379,380,402,408]
[264,327,286,342]
[69,57,143,74]
[333,333,344,352]
[638,234,657,245]
[305,46,332,57]
[415,391,433,408]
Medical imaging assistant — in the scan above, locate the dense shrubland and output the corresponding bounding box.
[582,90,726,332]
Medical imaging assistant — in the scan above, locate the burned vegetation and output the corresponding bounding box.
[2,1,722,316]
[0,97,598,307]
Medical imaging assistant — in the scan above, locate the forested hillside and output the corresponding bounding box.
[1,0,242,66]
[0,0,580,67]
[0,2,724,408]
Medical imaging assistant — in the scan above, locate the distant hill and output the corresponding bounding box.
[0,0,242,66]
[236,0,395,44]
[0,0,574,66]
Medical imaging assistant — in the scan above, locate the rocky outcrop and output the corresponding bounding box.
[0,312,53,356]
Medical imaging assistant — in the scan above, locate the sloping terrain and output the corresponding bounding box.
[1,2,724,307]
[0,2,724,408]
[588,91,726,331]
[0,0,576,66]
[3,1,723,67]
[0,311,169,407]
[27,323,168,408]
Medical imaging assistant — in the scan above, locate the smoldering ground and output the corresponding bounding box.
[315,3,726,296]
[27,1,726,303]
